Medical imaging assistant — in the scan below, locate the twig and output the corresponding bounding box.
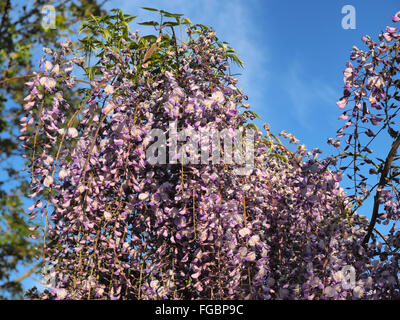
[363,134,400,245]
[0,260,43,290]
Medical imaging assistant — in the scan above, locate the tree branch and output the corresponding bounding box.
[0,0,11,35]
[0,74,35,87]
[0,260,43,290]
[363,135,400,246]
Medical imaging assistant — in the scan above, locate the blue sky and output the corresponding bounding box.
[102,0,398,151]
[5,0,400,295]
[107,1,400,219]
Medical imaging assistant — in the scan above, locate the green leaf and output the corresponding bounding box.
[243,110,261,120]
[141,35,157,42]
[270,134,283,145]
[161,21,180,28]
[103,29,111,41]
[182,17,192,25]
[120,21,130,31]
[138,21,159,26]
[227,53,244,68]
[159,10,183,18]
[269,153,288,164]
[245,123,259,130]
[124,15,137,23]
[141,7,159,12]
[194,23,209,30]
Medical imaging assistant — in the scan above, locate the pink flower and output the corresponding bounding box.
[191,271,201,279]
[52,64,60,75]
[204,98,213,109]
[336,98,348,109]
[343,62,354,83]
[56,288,68,299]
[138,192,149,201]
[43,176,53,187]
[238,246,247,256]
[39,77,56,90]
[173,86,184,97]
[24,101,35,110]
[367,76,385,90]
[383,33,392,42]
[246,251,256,261]
[44,61,53,72]
[104,211,112,220]
[239,227,251,238]
[104,84,115,95]
[386,26,397,33]
[150,280,159,289]
[211,90,225,103]
[114,139,124,146]
[392,11,400,22]
[103,101,115,114]
[59,168,69,179]
[67,127,78,138]
[248,235,260,247]
[43,156,54,166]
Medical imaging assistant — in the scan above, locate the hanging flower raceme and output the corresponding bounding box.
[330,10,400,299]
[20,10,400,300]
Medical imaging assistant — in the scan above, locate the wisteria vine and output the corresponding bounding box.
[19,9,400,299]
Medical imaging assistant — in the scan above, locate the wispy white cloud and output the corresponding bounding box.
[285,61,338,130]
[106,0,269,114]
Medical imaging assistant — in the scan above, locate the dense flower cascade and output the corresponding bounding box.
[20,9,400,299]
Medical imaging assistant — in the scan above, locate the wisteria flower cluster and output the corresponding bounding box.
[332,10,400,299]
[20,9,400,299]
